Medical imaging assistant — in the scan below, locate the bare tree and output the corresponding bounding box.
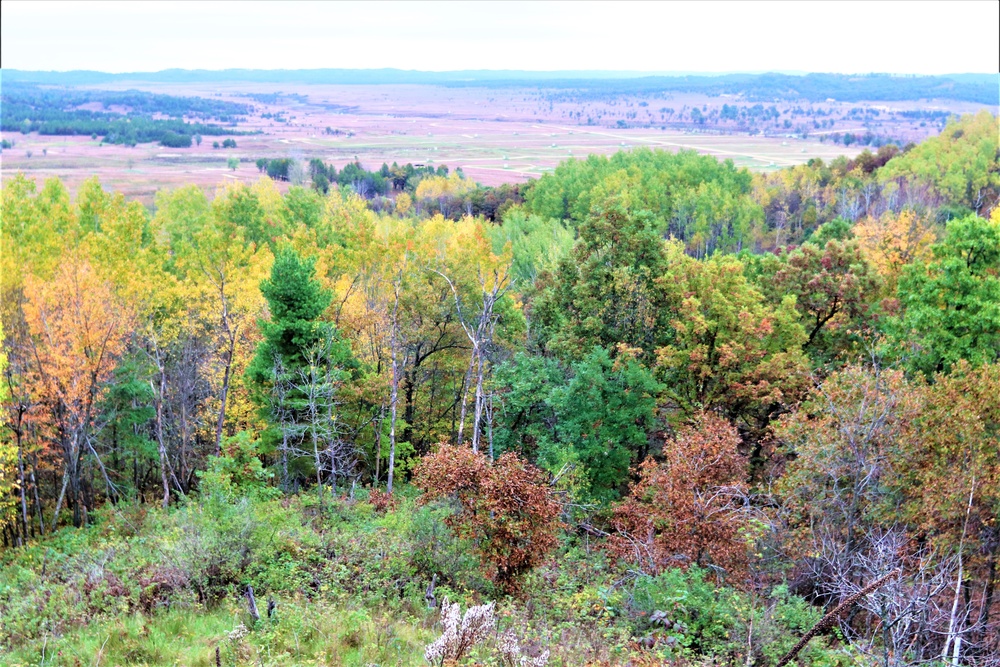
[432,261,511,454]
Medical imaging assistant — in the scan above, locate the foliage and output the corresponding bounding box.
[492,348,659,501]
[889,213,1000,376]
[3,115,1000,663]
[654,244,809,460]
[609,413,750,580]
[525,148,762,256]
[413,445,562,593]
[879,111,1000,215]
[756,238,881,365]
[532,191,673,360]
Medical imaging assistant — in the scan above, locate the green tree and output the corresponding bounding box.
[532,191,672,361]
[889,214,1000,376]
[493,347,659,502]
[655,244,809,467]
[549,347,659,501]
[879,111,1000,216]
[246,249,356,495]
[757,238,880,366]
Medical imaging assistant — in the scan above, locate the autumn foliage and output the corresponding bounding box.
[609,412,750,580]
[413,444,562,593]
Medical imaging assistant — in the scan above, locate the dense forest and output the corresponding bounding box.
[0,84,249,146]
[0,110,998,666]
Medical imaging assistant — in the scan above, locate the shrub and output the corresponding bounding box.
[413,445,562,593]
[609,412,751,579]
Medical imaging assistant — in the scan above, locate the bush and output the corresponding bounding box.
[413,445,562,593]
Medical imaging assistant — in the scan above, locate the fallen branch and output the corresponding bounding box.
[774,569,901,667]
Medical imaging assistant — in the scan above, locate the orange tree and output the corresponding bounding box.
[412,444,562,593]
[608,412,751,581]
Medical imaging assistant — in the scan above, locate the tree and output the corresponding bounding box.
[655,244,809,467]
[879,111,1000,216]
[170,216,270,455]
[759,238,880,365]
[22,256,131,527]
[227,157,239,172]
[532,191,672,361]
[0,321,18,544]
[853,209,936,294]
[889,213,1000,377]
[246,249,355,497]
[609,412,750,579]
[413,444,561,593]
[548,347,658,500]
[776,363,1000,663]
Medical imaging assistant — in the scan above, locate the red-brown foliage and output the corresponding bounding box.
[367,487,398,514]
[609,412,750,580]
[413,444,562,593]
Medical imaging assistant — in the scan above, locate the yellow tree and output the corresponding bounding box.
[431,216,516,455]
[853,209,936,294]
[0,321,18,543]
[173,217,271,454]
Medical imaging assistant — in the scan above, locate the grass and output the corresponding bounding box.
[3,599,438,666]
[0,482,856,667]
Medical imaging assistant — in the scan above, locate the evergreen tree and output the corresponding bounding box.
[246,249,356,493]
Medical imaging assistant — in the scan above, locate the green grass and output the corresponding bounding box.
[3,599,436,666]
[0,484,856,667]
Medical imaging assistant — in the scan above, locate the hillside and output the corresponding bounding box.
[1,110,999,666]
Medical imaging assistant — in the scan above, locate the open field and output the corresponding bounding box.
[3,81,991,203]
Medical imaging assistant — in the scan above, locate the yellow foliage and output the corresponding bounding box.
[0,321,18,535]
[414,172,475,201]
[854,210,936,292]
[394,192,412,216]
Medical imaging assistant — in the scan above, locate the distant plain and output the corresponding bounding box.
[3,81,991,203]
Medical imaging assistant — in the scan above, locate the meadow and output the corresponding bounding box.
[8,78,990,203]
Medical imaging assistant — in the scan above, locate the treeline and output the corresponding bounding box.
[531,71,999,105]
[1,111,999,663]
[0,83,249,147]
[6,69,996,105]
[253,157,526,221]
[525,111,997,255]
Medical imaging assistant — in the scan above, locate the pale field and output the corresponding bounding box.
[5,81,985,205]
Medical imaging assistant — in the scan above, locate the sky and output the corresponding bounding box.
[2,1,998,75]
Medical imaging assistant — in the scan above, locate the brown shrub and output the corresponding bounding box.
[608,412,750,580]
[413,444,562,594]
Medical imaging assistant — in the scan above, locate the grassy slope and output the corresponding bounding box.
[0,486,851,667]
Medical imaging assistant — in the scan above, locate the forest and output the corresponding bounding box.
[0,110,998,666]
[0,83,250,146]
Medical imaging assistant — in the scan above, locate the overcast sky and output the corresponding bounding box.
[2,1,997,75]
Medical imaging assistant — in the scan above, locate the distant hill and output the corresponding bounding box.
[3,69,997,105]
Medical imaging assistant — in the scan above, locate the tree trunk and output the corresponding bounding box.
[387,346,400,494]
[456,355,474,445]
[387,282,402,494]
[153,370,170,510]
[16,432,29,540]
[31,450,44,535]
[51,469,69,531]
[214,341,234,456]
[471,346,485,453]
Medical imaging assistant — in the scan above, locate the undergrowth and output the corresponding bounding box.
[0,487,856,666]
